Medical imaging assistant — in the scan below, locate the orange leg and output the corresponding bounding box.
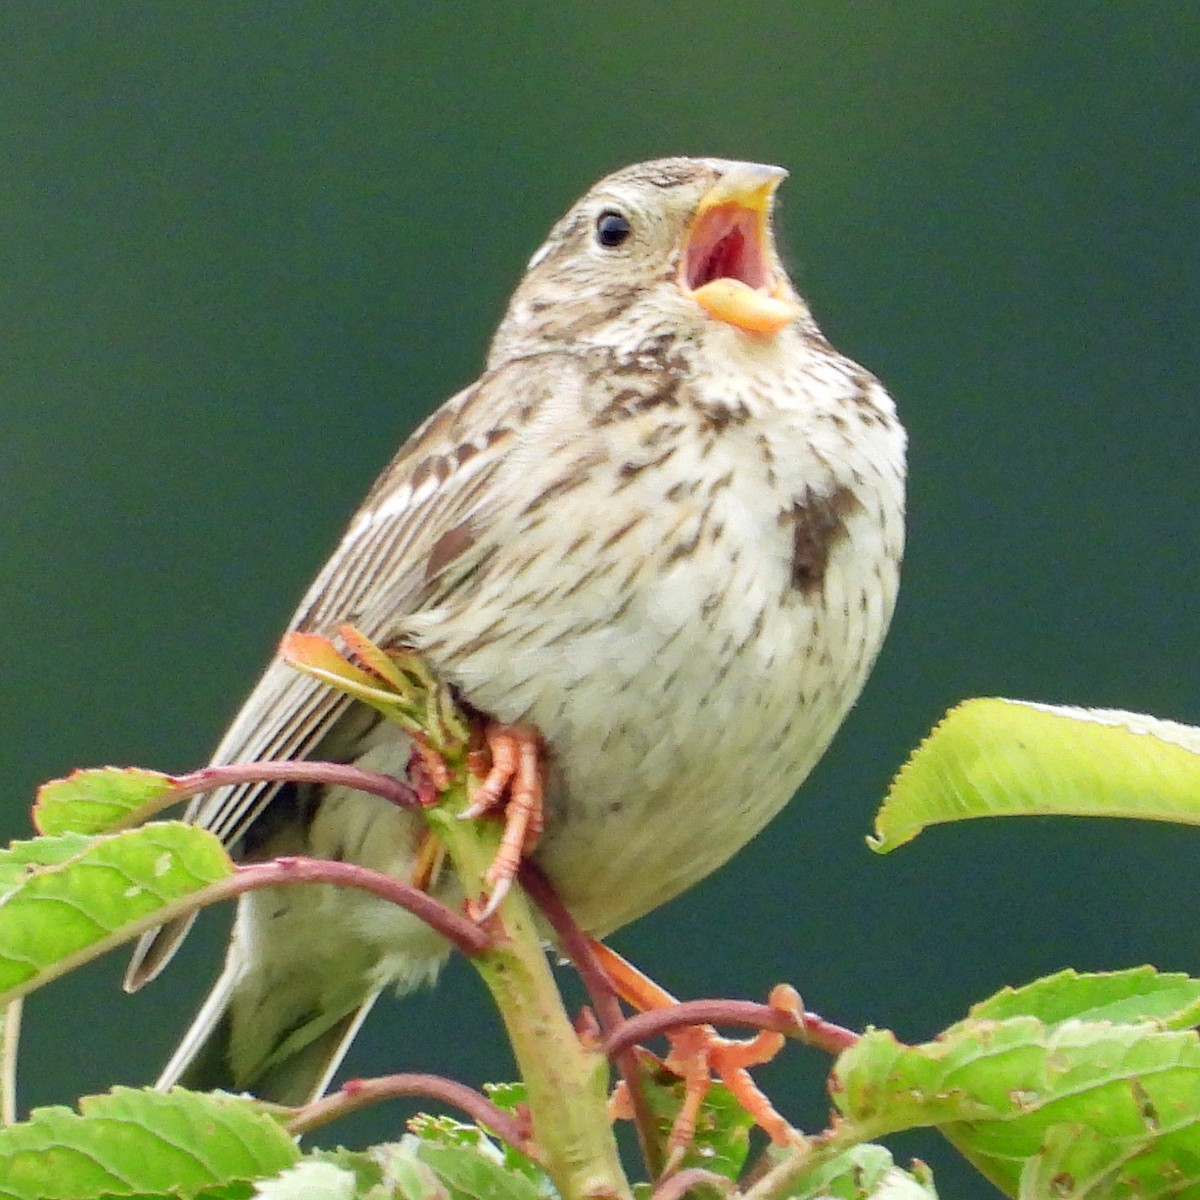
[591,941,802,1161]
[462,722,544,919]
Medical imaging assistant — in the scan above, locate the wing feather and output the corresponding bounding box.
[127,359,572,988]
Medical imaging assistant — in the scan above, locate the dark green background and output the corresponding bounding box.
[3,4,1197,1193]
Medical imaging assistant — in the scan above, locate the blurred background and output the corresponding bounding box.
[2,3,1197,1193]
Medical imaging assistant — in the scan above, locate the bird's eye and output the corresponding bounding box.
[595,210,632,248]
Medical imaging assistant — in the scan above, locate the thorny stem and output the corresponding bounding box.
[286,1071,530,1151]
[605,1000,859,1061]
[520,864,662,1179]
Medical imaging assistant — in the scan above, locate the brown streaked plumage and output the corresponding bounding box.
[128,157,906,1107]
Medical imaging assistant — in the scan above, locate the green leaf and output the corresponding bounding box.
[778,1144,938,1199]
[414,1140,546,1200]
[0,823,232,1003]
[33,767,177,837]
[1017,1118,1200,1199]
[0,834,95,893]
[872,698,1200,852]
[965,967,1200,1031]
[833,1018,1200,1196]
[0,1086,298,1200]
[628,1055,754,1181]
[373,1141,455,1200]
[408,1110,550,1200]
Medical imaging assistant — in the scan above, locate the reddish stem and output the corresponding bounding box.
[519,863,662,1177]
[519,865,622,1032]
[171,761,420,809]
[287,1070,531,1151]
[605,1000,858,1061]
[234,857,491,957]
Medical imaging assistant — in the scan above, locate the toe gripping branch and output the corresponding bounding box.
[591,942,805,1160]
[520,865,860,1177]
[461,721,545,919]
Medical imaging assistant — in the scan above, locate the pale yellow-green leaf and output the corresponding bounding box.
[965,966,1200,1031]
[32,766,177,837]
[775,1144,939,1199]
[0,823,232,1003]
[872,697,1200,852]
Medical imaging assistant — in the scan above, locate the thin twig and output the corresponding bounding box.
[520,864,662,1177]
[518,865,621,1031]
[172,761,420,809]
[242,857,490,956]
[287,1071,531,1151]
[651,1167,734,1200]
[605,1000,858,1061]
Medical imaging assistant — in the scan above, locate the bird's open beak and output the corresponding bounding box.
[681,163,803,335]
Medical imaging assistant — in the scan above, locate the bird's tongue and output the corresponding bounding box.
[685,203,800,334]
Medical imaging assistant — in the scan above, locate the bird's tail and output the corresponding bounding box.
[157,958,381,1107]
[155,917,385,1108]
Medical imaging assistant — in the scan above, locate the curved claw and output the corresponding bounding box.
[462,722,544,918]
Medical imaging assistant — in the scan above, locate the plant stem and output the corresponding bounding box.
[287,1071,529,1149]
[424,800,632,1200]
[520,863,662,1179]
[605,1000,858,1060]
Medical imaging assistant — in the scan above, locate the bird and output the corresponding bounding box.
[126,156,907,1108]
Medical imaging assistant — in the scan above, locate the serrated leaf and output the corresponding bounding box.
[408,1112,551,1200]
[872,698,1200,852]
[833,1018,1200,1196]
[33,767,177,837]
[414,1140,547,1200]
[0,1086,298,1200]
[781,1144,938,1199]
[0,823,232,1002]
[965,967,1200,1032]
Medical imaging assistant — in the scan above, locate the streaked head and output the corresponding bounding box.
[489,156,809,363]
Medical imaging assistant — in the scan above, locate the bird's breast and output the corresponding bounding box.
[407,390,905,935]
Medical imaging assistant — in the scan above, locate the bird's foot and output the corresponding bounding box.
[407,735,452,805]
[657,985,803,1163]
[594,942,802,1163]
[461,721,545,919]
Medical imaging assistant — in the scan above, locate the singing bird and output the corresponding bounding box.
[128,157,906,1106]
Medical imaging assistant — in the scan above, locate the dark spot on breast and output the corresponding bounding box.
[594,373,683,426]
[696,399,750,432]
[783,485,864,595]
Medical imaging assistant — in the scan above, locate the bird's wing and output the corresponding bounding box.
[126,354,578,987]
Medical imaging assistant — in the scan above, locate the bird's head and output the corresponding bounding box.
[488,157,811,365]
